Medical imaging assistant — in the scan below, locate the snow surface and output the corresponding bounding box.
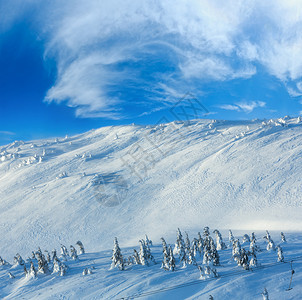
[0,117,302,298]
[0,231,301,299]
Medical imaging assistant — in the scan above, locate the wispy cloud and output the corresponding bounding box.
[1,0,302,118]
[219,101,266,113]
[0,131,15,136]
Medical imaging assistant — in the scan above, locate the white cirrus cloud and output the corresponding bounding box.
[1,0,302,118]
[219,101,266,113]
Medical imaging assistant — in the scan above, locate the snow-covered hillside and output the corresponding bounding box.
[0,117,302,258]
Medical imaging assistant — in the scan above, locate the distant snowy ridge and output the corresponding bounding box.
[0,117,302,258]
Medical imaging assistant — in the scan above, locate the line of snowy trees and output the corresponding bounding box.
[111,228,287,278]
[1,241,87,280]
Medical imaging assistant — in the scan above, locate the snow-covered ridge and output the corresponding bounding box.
[0,117,302,258]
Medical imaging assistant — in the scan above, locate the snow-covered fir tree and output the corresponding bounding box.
[29,261,37,278]
[213,229,227,250]
[229,230,234,245]
[185,232,191,254]
[168,246,176,271]
[197,232,204,255]
[76,241,85,254]
[138,240,148,266]
[70,245,78,260]
[0,256,9,266]
[60,245,69,261]
[144,239,156,264]
[52,257,61,274]
[264,231,275,251]
[23,265,28,277]
[250,238,260,255]
[191,238,199,257]
[13,253,25,266]
[174,228,186,267]
[277,245,284,262]
[239,248,249,270]
[111,237,124,270]
[187,248,197,265]
[60,263,67,276]
[133,249,140,265]
[249,253,258,267]
[280,232,286,243]
[145,235,152,247]
[52,249,57,261]
[242,234,250,244]
[262,288,269,300]
[36,252,49,274]
[160,238,169,270]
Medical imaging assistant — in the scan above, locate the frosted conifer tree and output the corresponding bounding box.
[70,245,78,260]
[249,253,258,267]
[174,228,186,267]
[52,249,57,261]
[251,232,256,242]
[262,288,269,300]
[250,238,260,255]
[145,235,153,247]
[213,230,226,250]
[13,253,25,266]
[139,240,148,266]
[29,261,37,278]
[60,264,67,276]
[187,248,197,265]
[232,239,241,265]
[36,252,49,274]
[229,230,234,245]
[203,250,212,265]
[168,246,176,271]
[191,238,199,257]
[23,265,28,277]
[242,234,250,244]
[185,232,191,254]
[52,257,61,274]
[197,232,204,255]
[0,256,9,266]
[277,245,284,262]
[60,245,69,261]
[210,239,220,266]
[203,226,210,237]
[264,231,275,251]
[133,249,140,265]
[111,237,124,270]
[76,241,85,254]
[145,240,156,264]
[280,232,286,243]
[161,238,169,270]
[239,249,249,270]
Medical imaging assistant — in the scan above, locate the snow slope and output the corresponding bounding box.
[0,231,302,299]
[0,117,302,258]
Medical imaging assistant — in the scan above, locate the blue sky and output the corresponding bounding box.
[1,0,302,146]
